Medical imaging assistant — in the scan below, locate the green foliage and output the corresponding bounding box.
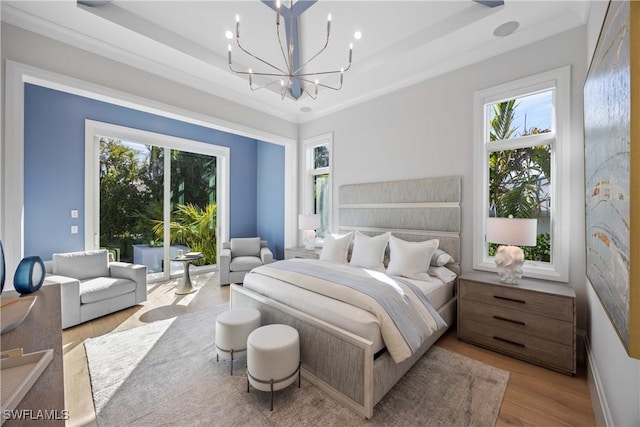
[489,99,519,141]
[150,203,217,265]
[99,138,153,260]
[488,101,552,261]
[99,138,217,267]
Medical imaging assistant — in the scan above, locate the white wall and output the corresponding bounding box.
[0,24,298,141]
[584,2,640,426]
[1,23,300,276]
[300,25,589,327]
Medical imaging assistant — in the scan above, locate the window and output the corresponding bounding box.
[473,67,570,282]
[304,133,333,239]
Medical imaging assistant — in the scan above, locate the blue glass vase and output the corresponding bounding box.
[14,256,45,295]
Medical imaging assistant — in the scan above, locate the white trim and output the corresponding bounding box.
[3,61,26,288]
[3,60,297,286]
[84,120,231,280]
[472,65,571,282]
[585,334,614,427]
[302,132,333,241]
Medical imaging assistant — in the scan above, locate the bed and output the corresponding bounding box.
[230,176,461,418]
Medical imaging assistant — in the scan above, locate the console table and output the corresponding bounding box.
[1,282,65,425]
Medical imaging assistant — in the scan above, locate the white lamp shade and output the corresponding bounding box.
[298,214,321,231]
[486,218,537,247]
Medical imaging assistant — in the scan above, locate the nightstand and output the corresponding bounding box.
[284,246,321,260]
[457,271,576,375]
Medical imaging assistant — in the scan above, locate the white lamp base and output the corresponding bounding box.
[495,245,525,284]
[302,230,316,250]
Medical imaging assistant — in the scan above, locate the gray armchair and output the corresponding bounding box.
[45,249,147,329]
[219,237,273,285]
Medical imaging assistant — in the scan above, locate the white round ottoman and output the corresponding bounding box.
[215,308,261,375]
[246,324,300,411]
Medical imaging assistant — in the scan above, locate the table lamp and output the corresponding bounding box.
[486,217,537,284]
[299,214,321,250]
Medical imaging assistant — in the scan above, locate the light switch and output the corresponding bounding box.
[71,225,79,234]
[71,209,78,218]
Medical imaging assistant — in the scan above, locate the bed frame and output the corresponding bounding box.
[230,176,462,419]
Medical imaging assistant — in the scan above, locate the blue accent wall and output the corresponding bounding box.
[256,142,285,259]
[23,84,284,260]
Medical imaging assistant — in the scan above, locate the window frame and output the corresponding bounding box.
[85,120,230,282]
[472,66,571,282]
[303,132,333,240]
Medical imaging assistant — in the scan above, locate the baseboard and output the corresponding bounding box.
[584,332,613,426]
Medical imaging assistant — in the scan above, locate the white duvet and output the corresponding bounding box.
[245,258,446,363]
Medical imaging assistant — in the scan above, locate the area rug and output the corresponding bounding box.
[85,304,509,426]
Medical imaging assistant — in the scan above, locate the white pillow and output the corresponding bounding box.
[430,249,454,266]
[320,232,353,263]
[349,231,390,271]
[386,236,439,281]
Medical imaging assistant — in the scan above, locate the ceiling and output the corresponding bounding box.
[1,1,590,123]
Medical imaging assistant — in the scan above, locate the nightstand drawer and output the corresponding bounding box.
[459,280,573,322]
[285,246,321,260]
[458,320,574,373]
[459,299,573,346]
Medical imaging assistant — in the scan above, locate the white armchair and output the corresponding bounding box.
[219,238,273,285]
[45,249,147,329]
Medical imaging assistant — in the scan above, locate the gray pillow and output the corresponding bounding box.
[53,249,110,280]
[430,249,454,266]
[231,237,261,257]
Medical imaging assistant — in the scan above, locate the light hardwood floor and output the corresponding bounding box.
[63,274,596,426]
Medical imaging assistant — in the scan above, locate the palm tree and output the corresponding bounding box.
[150,203,217,265]
[488,101,550,219]
[488,101,551,261]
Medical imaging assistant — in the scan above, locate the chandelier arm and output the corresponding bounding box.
[291,33,329,75]
[249,78,284,92]
[235,38,288,75]
[275,22,292,73]
[294,63,351,77]
[301,86,318,100]
[230,68,289,77]
[299,76,343,91]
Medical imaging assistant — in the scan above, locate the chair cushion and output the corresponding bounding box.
[53,250,110,281]
[230,238,261,257]
[230,256,263,272]
[80,277,137,304]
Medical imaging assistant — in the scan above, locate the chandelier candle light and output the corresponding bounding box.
[299,214,321,251]
[227,0,355,100]
[486,217,538,284]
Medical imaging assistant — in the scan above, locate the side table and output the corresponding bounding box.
[171,253,203,294]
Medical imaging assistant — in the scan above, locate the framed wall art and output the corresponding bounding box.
[584,0,639,358]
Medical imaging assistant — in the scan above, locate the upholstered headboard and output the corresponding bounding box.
[337,176,461,267]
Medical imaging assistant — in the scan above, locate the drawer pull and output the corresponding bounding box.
[493,315,526,326]
[493,336,525,348]
[493,295,526,304]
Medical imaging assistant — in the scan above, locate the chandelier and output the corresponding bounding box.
[226,0,355,101]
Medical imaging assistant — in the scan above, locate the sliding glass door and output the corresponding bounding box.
[97,136,218,282]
